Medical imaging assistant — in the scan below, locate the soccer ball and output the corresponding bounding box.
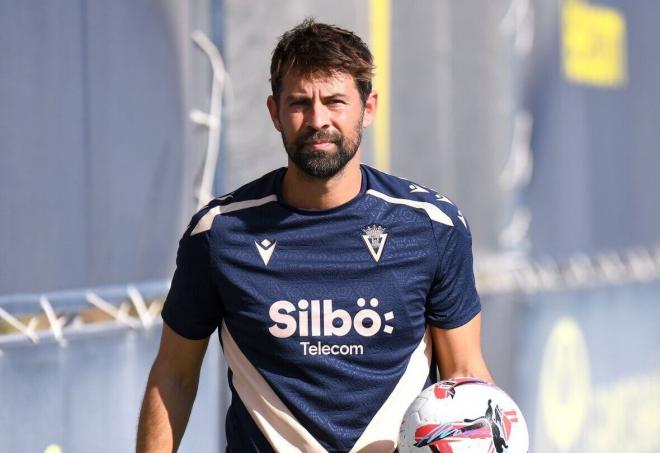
[398,377,528,453]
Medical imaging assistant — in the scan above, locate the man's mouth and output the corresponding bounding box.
[305,140,334,150]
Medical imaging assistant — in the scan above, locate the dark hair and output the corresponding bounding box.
[270,18,375,105]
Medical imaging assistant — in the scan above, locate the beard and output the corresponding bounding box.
[282,120,363,179]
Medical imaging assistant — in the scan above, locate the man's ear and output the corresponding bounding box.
[362,90,378,128]
[267,95,282,132]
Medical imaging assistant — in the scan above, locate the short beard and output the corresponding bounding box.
[282,121,363,179]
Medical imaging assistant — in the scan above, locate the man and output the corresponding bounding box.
[137,18,492,453]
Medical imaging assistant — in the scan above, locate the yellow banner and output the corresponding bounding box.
[562,0,627,87]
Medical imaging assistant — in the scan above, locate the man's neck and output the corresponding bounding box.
[282,153,362,211]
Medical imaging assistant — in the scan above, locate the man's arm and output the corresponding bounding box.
[136,323,210,453]
[430,313,493,382]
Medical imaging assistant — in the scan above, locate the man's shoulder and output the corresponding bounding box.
[186,168,283,237]
[216,167,283,205]
[362,165,468,231]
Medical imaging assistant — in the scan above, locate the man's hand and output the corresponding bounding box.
[136,324,210,453]
[430,313,493,382]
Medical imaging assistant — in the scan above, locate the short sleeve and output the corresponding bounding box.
[426,214,481,329]
[161,224,222,340]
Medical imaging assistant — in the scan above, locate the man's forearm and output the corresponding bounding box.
[430,317,494,383]
[136,367,199,453]
[439,357,494,383]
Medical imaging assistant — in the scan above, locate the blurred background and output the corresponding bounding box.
[1,0,659,452]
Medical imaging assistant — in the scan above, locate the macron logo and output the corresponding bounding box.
[255,239,276,266]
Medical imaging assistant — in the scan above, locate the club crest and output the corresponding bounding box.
[362,225,388,263]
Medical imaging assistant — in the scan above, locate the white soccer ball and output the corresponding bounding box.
[398,377,528,453]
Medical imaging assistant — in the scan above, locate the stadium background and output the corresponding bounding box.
[1,0,659,451]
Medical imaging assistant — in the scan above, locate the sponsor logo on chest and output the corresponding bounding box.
[268,298,395,356]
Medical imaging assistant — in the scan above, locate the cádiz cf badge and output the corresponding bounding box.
[362,225,388,263]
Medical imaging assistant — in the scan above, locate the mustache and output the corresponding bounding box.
[295,128,341,146]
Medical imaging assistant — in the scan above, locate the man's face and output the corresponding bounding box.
[267,71,376,179]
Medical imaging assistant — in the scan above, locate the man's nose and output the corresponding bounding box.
[305,100,331,130]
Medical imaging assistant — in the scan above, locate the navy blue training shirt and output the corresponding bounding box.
[162,164,481,452]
